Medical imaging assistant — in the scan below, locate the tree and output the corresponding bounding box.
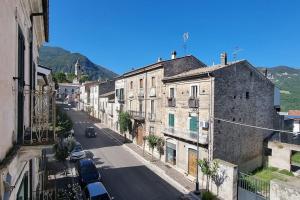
[156,137,165,160]
[66,73,76,82]
[80,74,89,83]
[118,111,131,142]
[198,158,219,191]
[54,72,67,83]
[147,134,159,161]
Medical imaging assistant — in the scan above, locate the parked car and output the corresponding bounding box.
[76,159,101,187]
[70,143,86,161]
[83,182,113,200]
[85,127,96,138]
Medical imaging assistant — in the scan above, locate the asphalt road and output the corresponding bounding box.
[64,106,183,200]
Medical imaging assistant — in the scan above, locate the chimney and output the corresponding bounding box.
[157,57,163,62]
[171,51,177,59]
[220,52,227,65]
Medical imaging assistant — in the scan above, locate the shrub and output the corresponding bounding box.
[278,169,294,176]
[202,191,216,200]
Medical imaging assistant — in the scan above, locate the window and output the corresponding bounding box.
[246,92,249,99]
[149,126,154,135]
[191,85,198,98]
[151,77,156,87]
[116,89,119,97]
[150,100,154,113]
[169,88,175,98]
[119,88,124,100]
[130,81,133,89]
[190,116,198,132]
[71,89,74,94]
[139,100,143,113]
[169,113,174,127]
[129,100,132,110]
[139,79,143,88]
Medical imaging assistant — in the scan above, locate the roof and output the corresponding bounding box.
[122,55,206,78]
[99,91,115,98]
[58,83,81,87]
[163,60,245,81]
[162,59,274,85]
[86,182,107,197]
[288,110,300,116]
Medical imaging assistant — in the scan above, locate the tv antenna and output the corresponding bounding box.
[183,32,189,55]
[232,46,243,61]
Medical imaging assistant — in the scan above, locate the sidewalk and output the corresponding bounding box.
[95,123,201,200]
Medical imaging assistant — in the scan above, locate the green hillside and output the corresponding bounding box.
[39,46,118,80]
[258,66,300,111]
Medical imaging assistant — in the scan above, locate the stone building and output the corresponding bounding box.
[162,53,280,174]
[115,52,206,148]
[0,0,50,199]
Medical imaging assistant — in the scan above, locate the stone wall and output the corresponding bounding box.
[209,159,238,200]
[270,178,300,200]
[213,62,276,172]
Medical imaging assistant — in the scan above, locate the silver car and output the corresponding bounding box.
[70,144,86,161]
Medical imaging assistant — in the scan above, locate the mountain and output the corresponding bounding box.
[257,66,300,111]
[39,46,118,80]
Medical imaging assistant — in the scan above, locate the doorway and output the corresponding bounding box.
[188,148,197,177]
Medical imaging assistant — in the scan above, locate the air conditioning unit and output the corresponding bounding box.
[200,121,209,128]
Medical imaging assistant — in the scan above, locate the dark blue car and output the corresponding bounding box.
[76,159,101,187]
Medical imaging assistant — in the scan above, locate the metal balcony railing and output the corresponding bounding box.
[163,127,208,144]
[148,112,156,121]
[167,97,176,107]
[188,97,199,108]
[129,110,145,120]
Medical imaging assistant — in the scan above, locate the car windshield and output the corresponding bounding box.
[73,146,83,152]
[87,127,95,132]
[91,193,110,200]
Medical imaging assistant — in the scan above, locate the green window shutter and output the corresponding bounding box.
[190,116,198,132]
[169,114,174,127]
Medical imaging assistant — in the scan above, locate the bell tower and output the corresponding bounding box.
[73,59,81,83]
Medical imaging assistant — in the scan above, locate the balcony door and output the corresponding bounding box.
[169,113,174,128]
[17,27,25,144]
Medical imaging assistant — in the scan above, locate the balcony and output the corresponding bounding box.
[129,110,145,121]
[148,112,156,121]
[118,97,125,104]
[138,88,144,99]
[149,87,156,97]
[163,127,208,144]
[128,91,134,98]
[167,97,176,107]
[188,97,199,108]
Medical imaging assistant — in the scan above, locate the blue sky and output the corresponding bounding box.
[47,0,300,74]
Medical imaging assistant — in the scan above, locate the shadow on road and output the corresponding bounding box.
[99,165,184,200]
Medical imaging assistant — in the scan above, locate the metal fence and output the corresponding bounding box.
[238,172,270,200]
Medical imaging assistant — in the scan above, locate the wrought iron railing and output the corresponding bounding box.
[129,110,145,119]
[167,97,176,107]
[238,172,270,199]
[188,97,199,108]
[163,127,208,144]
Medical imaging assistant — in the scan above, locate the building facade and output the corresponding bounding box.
[0,0,50,199]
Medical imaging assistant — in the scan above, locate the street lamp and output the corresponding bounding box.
[70,129,74,136]
[194,109,201,195]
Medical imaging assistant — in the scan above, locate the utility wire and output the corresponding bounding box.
[212,117,297,135]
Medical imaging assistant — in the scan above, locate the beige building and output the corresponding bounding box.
[115,52,206,149]
[162,54,280,176]
[0,0,50,199]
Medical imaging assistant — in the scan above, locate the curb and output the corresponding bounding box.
[95,123,200,200]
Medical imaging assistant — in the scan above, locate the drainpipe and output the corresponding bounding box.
[208,72,213,162]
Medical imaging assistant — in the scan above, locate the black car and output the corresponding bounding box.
[76,159,101,187]
[85,127,96,138]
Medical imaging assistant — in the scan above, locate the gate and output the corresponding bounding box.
[238,172,270,200]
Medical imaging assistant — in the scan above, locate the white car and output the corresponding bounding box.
[70,145,86,161]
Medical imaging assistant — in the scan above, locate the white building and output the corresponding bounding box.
[0,0,50,199]
[287,110,300,133]
[57,83,80,104]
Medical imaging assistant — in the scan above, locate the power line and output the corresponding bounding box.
[212,117,296,135]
